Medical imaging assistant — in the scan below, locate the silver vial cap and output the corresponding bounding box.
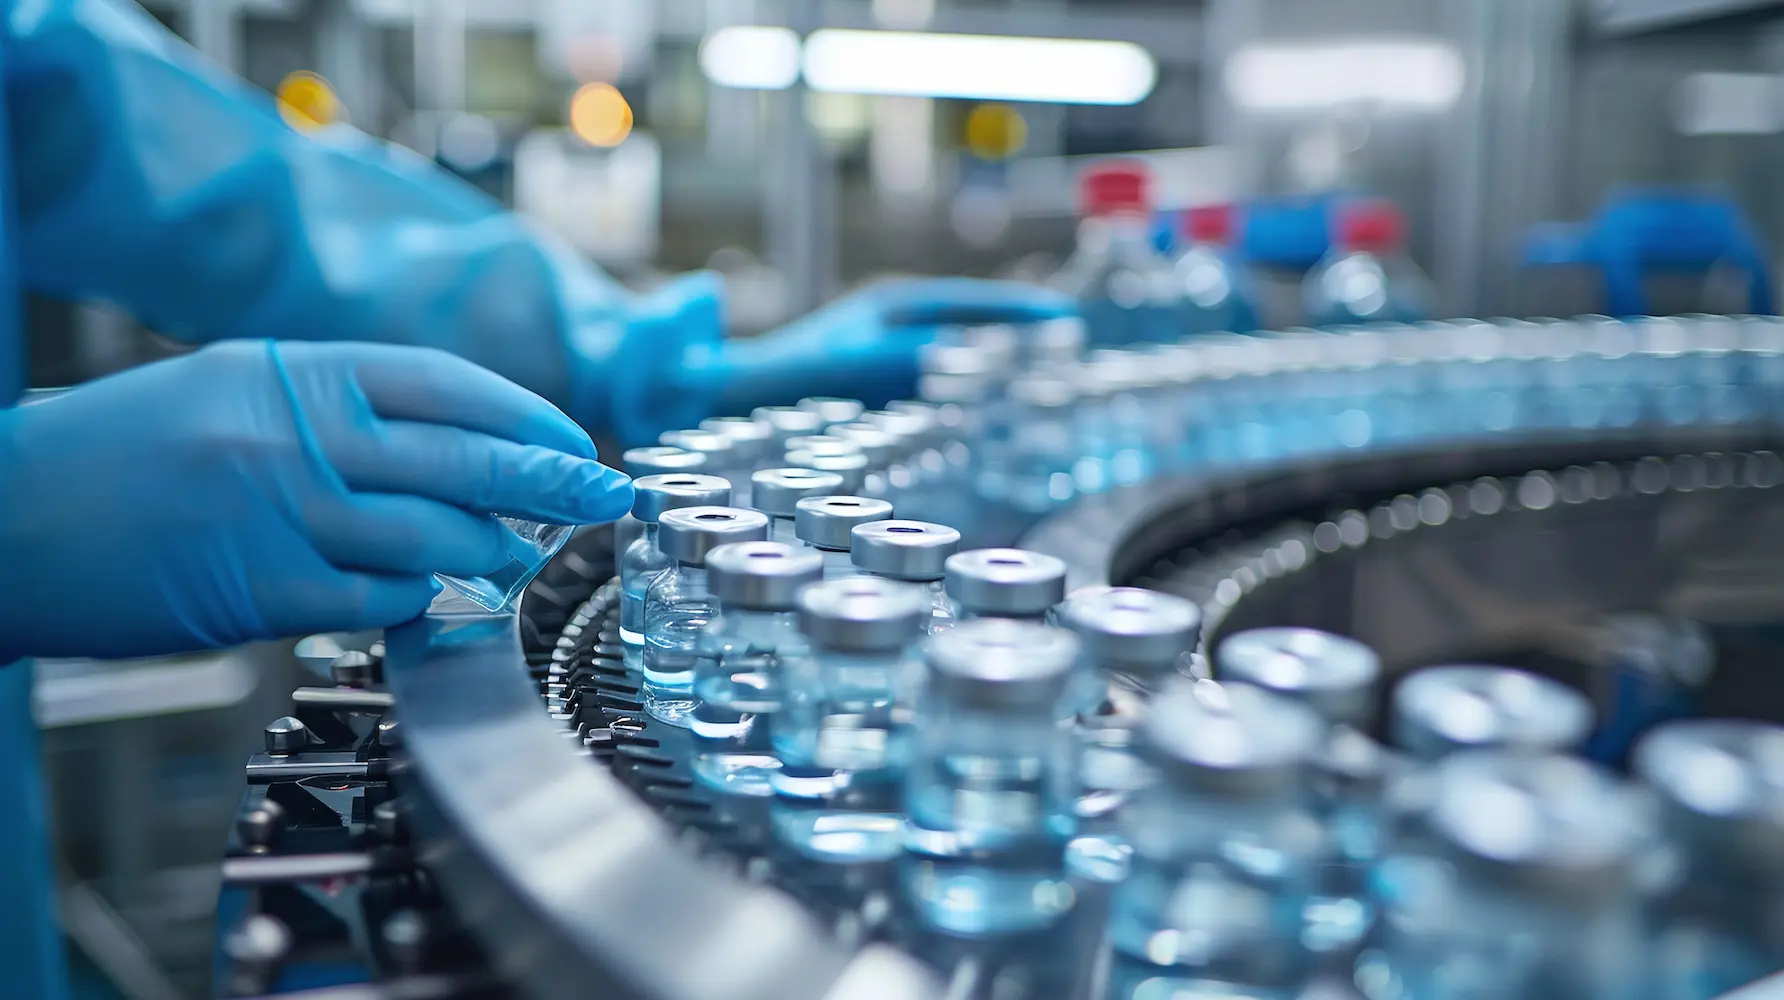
[785,450,870,493]
[925,619,1079,709]
[1141,678,1323,794]
[1392,665,1594,760]
[752,405,824,442]
[705,541,824,611]
[1055,587,1202,675]
[944,548,1068,617]
[699,416,773,464]
[794,495,893,549]
[657,506,770,566]
[861,407,935,447]
[1007,374,1077,411]
[798,577,930,652]
[751,468,847,517]
[828,422,899,467]
[630,473,732,522]
[797,396,866,428]
[784,434,862,460]
[1217,628,1383,729]
[851,520,961,581]
[1426,750,1646,894]
[659,428,736,466]
[623,446,707,478]
[1635,719,1784,871]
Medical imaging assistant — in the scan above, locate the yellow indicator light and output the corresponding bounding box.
[276,71,342,132]
[964,102,1027,160]
[569,82,634,147]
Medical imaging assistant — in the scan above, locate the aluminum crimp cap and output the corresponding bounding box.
[751,468,847,517]
[1392,665,1594,760]
[659,428,735,462]
[1056,587,1202,675]
[630,473,732,522]
[705,541,824,611]
[784,449,870,493]
[1217,627,1383,729]
[657,506,770,566]
[944,548,1068,617]
[699,416,773,463]
[828,422,899,466]
[851,520,961,581]
[797,396,865,428]
[797,576,929,652]
[1635,719,1784,869]
[794,495,892,549]
[1427,750,1646,893]
[752,405,824,442]
[622,446,706,478]
[925,619,1079,709]
[784,435,862,460]
[1141,678,1323,794]
[861,407,935,446]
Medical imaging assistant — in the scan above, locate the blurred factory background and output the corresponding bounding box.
[26,0,1784,997]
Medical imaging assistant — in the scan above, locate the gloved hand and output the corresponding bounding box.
[0,341,634,661]
[670,277,1076,420]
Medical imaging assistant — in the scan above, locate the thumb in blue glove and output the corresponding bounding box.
[0,341,634,661]
[673,277,1075,419]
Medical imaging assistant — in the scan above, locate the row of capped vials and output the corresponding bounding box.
[600,454,1779,999]
[619,312,1784,552]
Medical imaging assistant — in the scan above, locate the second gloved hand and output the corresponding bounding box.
[0,341,633,661]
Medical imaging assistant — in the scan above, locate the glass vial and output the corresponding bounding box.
[642,506,769,727]
[849,519,963,633]
[615,446,707,581]
[619,473,731,652]
[943,548,1069,623]
[751,468,846,545]
[793,495,893,579]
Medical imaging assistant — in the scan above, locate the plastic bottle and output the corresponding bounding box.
[615,446,707,581]
[902,619,1081,937]
[1391,665,1595,760]
[942,548,1068,623]
[848,520,963,634]
[1217,627,1388,960]
[1105,678,1325,999]
[1303,199,1430,327]
[1175,204,1258,336]
[1053,161,1181,347]
[619,474,731,660]
[751,468,846,546]
[793,496,894,579]
[642,506,770,727]
[1635,720,1784,1000]
[689,541,824,803]
[771,576,929,869]
[1054,587,1203,824]
[1362,751,1649,1000]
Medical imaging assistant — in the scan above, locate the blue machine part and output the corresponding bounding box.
[1524,187,1775,317]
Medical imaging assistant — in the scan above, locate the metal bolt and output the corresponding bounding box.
[372,799,403,842]
[375,716,402,750]
[331,650,376,688]
[263,716,308,755]
[381,908,428,972]
[235,799,285,851]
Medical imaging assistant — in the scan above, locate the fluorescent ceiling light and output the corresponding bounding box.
[803,29,1157,106]
[1225,40,1464,111]
[699,25,801,91]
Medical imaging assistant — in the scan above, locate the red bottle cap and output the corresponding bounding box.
[1080,161,1151,217]
[1336,200,1406,254]
[1183,204,1236,246]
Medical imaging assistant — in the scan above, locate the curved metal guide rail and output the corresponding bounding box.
[382,605,939,1000]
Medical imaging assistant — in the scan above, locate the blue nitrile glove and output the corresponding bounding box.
[674,277,1076,416]
[0,341,634,662]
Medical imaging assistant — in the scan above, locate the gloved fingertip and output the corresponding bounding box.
[524,411,599,461]
[569,463,634,524]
